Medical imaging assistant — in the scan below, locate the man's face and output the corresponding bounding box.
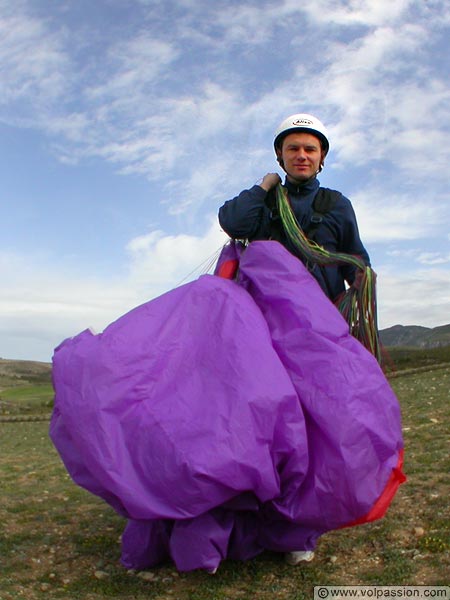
[277,132,325,183]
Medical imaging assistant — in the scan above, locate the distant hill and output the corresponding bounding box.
[380,324,450,348]
[0,358,52,388]
[1,325,450,384]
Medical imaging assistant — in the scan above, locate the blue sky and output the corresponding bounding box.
[1,0,449,362]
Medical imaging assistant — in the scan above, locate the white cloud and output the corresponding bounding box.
[377,265,450,329]
[126,217,228,296]
[2,0,448,188]
[1,0,449,363]
[2,228,448,362]
[351,188,444,243]
[385,247,450,267]
[0,9,69,115]
[386,248,417,259]
[416,252,450,266]
[85,34,179,104]
[0,220,229,361]
[290,0,413,26]
[313,23,450,173]
[184,0,414,45]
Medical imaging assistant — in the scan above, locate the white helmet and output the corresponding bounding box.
[274,113,329,155]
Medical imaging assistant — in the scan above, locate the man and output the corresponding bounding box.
[218,115,375,567]
[218,113,370,301]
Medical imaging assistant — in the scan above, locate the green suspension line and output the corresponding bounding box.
[276,184,382,364]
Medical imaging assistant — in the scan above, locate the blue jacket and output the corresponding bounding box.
[218,177,370,301]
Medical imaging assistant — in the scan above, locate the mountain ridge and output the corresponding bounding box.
[379,323,450,348]
[1,323,449,376]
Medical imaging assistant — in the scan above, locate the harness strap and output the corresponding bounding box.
[266,186,340,242]
[303,187,340,241]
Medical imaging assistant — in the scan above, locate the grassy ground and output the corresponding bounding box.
[0,359,53,417]
[385,345,450,372]
[0,384,54,416]
[0,363,449,599]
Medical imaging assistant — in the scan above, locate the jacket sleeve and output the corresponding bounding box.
[218,185,269,239]
[341,201,370,263]
[338,198,371,285]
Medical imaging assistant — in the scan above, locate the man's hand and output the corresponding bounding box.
[259,173,281,192]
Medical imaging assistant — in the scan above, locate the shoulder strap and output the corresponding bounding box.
[264,188,277,211]
[266,186,340,242]
[306,187,340,240]
[313,187,340,213]
[265,188,284,241]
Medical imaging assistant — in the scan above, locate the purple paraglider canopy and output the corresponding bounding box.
[50,241,405,573]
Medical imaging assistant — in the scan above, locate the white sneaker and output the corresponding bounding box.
[285,550,315,565]
[206,566,218,575]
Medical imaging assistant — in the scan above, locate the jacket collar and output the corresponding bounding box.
[284,176,320,196]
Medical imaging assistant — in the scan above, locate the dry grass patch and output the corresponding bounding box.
[1,366,448,600]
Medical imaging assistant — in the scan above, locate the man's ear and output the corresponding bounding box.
[275,147,284,168]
